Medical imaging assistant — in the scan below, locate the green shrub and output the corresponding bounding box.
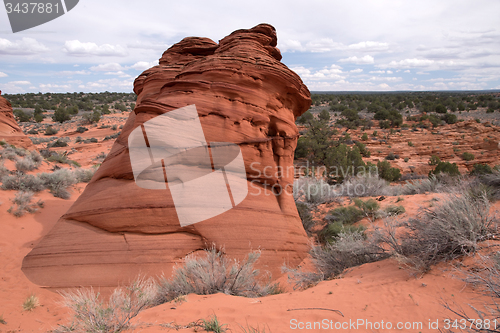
[385,152,399,160]
[470,163,494,176]
[377,160,401,182]
[355,141,370,157]
[429,161,460,177]
[353,198,379,217]
[44,126,58,136]
[201,315,227,333]
[318,222,366,243]
[408,141,413,147]
[384,205,405,216]
[462,152,475,161]
[404,157,409,162]
[361,133,368,141]
[76,126,88,133]
[325,205,364,225]
[441,113,457,124]
[428,155,441,166]
[48,139,68,148]
[435,104,447,113]
[13,109,32,122]
[53,107,71,123]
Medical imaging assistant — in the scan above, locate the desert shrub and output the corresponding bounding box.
[200,315,227,333]
[428,155,441,166]
[441,113,457,124]
[296,111,314,125]
[13,109,31,122]
[324,205,364,225]
[76,126,88,133]
[377,160,401,182]
[384,205,405,216]
[404,157,409,162]
[407,141,414,147]
[478,171,500,201]
[318,222,366,243]
[0,146,27,160]
[38,169,76,199]
[293,176,343,204]
[34,113,44,123]
[354,141,370,157]
[7,191,44,217]
[295,201,314,234]
[74,168,96,183]
[48,139,68,148]
[443,253,500,332]
[56,278,157,333]
[15,156,39,172]
[0,161,8,178]
[377,193,495,272]
[22,294,39,311]
[44,126,58,135]
[429,161,460,177]
[27,128,38,135]
[156,248,278,304]
[353,198,379,217]
[385,152,399,160]
[82,110,101,124]
[361,133,368,141]
[1,172,45,192]
[340,175,394,197]
[435,104,447,113]
[84,137,98,144]
[401,175,446,195]
[310,231,387,281]
[470,163,494,176]
[462,152,475,161]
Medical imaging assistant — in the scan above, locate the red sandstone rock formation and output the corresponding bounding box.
[0,94,32,148]
[22,24,311,288]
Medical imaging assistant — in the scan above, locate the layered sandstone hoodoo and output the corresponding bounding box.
[0,92,32,148]
[22,24,311,288]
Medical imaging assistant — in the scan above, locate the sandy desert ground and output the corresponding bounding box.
[1,111,500,333]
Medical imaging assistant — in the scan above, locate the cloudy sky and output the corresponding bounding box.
[1,0,500,94]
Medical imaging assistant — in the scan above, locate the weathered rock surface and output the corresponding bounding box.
[23,24,311,288]
[0,93,32,148]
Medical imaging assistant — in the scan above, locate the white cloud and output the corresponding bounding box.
[347,41,389,52]
[90,63,125,72]
[278,39,304,52]
[39,83,72,92]
[63,40,128,57]
[306,38,343,53]
[369,70,385,74]
[339,55,374,64]
[350,69,363,73]
[130,61,159,71]
[9,81,31,85]
[0,72,7,78]
[404,70,411,73]
[369,76,403,82]
[0,37,48,55]
[57,70,91,76]
[386,70,393,74]
[383,58,435,69]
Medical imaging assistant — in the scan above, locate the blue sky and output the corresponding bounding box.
[1,0,500,93]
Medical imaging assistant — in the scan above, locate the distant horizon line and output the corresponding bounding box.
[2,89,500,96]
